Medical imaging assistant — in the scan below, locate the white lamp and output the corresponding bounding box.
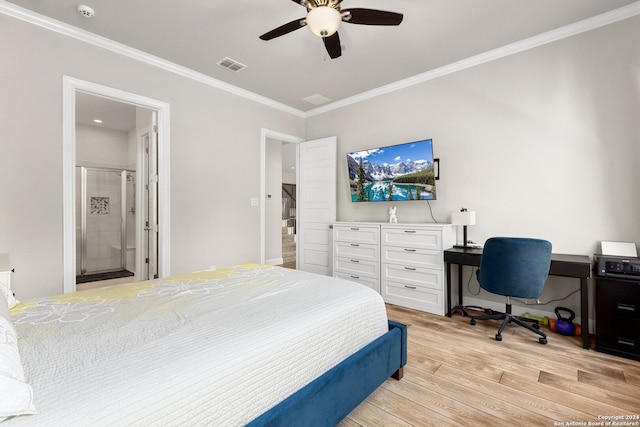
[451,208,476,249]
[306,6,342,37]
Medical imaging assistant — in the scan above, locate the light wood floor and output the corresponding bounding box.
[76,276,133,291]
[340,304,640,427]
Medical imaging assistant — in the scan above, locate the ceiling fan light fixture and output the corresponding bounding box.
[306,6,341,37]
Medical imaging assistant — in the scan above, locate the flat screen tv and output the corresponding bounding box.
[347,138,437,202]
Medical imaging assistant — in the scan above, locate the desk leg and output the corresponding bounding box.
[458,264,463,308]
[446,262,452,317]
[580,277,589,349]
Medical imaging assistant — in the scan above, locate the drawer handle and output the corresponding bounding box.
[404,230,416,233]
[350,227,360,231]
[404,267,416,271]
[404,248,416,252]
[617,303,636,312]
[350,243,360,247]
[617,338,635,347]
[350,275,360,279]
[350,259,360,263]
[404,285,417,289]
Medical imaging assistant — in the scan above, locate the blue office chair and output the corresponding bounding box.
[469,237,552,344]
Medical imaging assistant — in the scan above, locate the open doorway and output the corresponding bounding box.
[74,94,141,288]
[260,130,303,268]
[62,77,171,294]
[260,130,337,275]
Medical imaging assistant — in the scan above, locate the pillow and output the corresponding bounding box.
[0,270,18,310]
[0,292,36,421]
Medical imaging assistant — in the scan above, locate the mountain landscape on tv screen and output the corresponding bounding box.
[347,142,436,202]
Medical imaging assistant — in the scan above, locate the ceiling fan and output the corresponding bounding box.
[259,0,403,59]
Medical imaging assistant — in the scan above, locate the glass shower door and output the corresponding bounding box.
[76,167,128,276]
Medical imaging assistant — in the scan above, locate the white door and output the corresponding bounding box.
[297,136,337,275]
[141,113,159,280]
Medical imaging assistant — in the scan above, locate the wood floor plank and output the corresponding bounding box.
[625,371,640,387]
[404,364,554,426]
[577,369,629,389]
[365,384,464,427]
[539,371,640,413]
[434,363,589,422]
[409,340,508,382]
[341,399,413,427]
[337,417,363,427]
[338,304,640,427]
[381,373,501,427]
[409,325,547,381]
[500,371,627,418]
[406,347,442,374]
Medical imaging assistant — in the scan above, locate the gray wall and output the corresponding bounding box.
[305,16,640,320]
[0,14,304,299]
[1,9,638,323]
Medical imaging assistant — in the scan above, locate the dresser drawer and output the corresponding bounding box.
[596,278,640,321]
[334,272,379,293]
[334,257,378,278]
[382,247,442,269]
[382,264,443,290]
[334,225,379,245]
[596,317,640,359]
[334,241,378,262]
[381,227,443,250]
[382,279,444,315]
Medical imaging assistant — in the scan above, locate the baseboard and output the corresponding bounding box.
[265,257,284,266]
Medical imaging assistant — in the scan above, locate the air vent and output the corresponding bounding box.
[303,93,332,106]
[216,57,247,73]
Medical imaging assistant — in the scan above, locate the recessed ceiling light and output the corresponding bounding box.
[93,119,103,124]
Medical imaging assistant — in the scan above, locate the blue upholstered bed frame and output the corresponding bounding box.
[247,320,407,426]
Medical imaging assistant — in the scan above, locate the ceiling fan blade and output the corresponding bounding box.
[259,18,306,40]
[323,32,342,59]
[342,8,403,26]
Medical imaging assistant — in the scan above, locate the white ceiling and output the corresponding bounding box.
[5,0,639,113]
[76,92,136,132]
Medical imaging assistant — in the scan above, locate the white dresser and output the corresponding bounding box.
[380,224,454,315]
[332,223,380,293]
[333,222,454,315]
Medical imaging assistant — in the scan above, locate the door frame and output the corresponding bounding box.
[62,76,171,293]
[259,128,304,265]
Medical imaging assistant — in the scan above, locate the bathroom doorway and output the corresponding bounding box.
[62,77,170,293]
[74,92,152,287]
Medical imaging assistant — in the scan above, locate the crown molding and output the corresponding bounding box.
[0,0,306,118]
[2,0,639,119]
[305,1,640,117]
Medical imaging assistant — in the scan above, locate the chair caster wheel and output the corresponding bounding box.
[539,338,547,345]
[495,334,502,341]
[470,319,476,326]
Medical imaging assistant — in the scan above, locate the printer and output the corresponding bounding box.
[595,254,640,279]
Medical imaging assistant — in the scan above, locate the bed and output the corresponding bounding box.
[1,264,406,426]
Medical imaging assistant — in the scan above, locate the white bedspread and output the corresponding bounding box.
[7,265,388,426]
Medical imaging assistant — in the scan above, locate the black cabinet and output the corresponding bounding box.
[595,276,640,361]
